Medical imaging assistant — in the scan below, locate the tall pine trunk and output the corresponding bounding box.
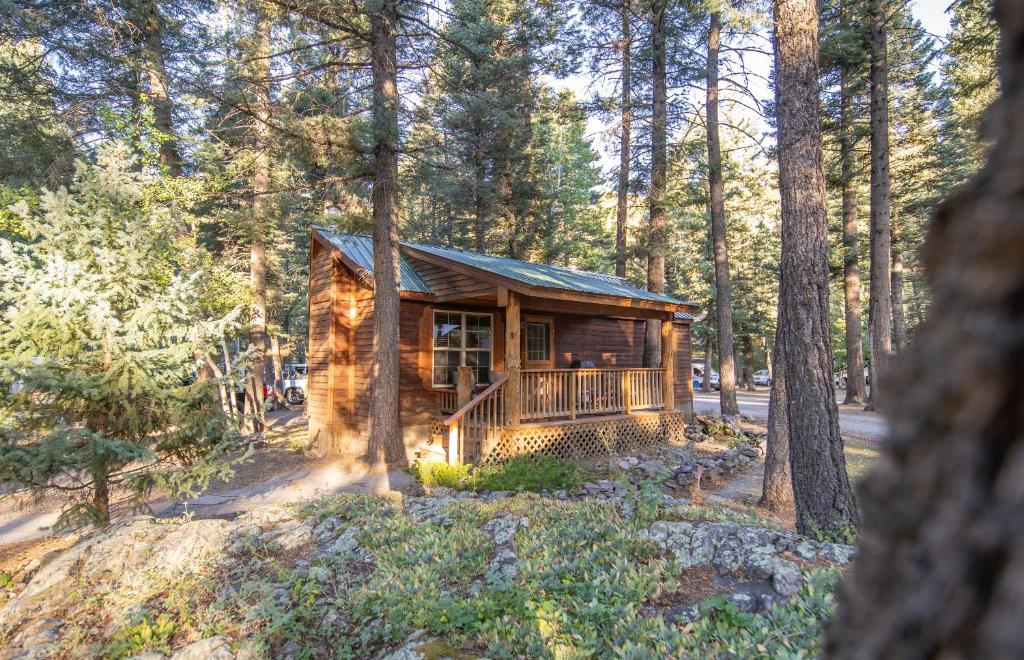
[891,212,907,352]
[706,12,740,417]
[826,1,1022,653]
[772,0,858,537]
[367,0,405,479]
[839,30,868,404]
[866,0,892,411]
[643,0,667,368]
[246,5,272,434]
[742,335,755,390]
[132,0,182,177]
[615,0,632,278]
[761,327,794,511]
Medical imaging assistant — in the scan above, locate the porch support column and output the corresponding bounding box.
[662,316,676,410]
[504,290,521,429]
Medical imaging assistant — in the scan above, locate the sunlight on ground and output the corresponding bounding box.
[844,441,880,482]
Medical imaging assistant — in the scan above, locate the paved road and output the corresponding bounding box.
[693,389,888,441]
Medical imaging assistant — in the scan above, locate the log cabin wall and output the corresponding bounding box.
[309,242,694,458]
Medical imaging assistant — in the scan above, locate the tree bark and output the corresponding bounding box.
[138,0,182,177]
[866,0,892,411]
[772,0,858,537]
[643,0,667,368]
[891,211,908,352]
[270,334,284,408]
[826,2,1023,654]
[702,338,713,393]
[742,335,755,390]
[615,0,631,278]
[367,0,405,478]
[761,329,794,512]
[246,5,272,434]
[706,12,740,416]
[839,26,868,405]
[92,473,110,527]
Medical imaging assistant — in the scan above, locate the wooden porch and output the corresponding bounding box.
[434,366,687,465]
[432,289,683,464]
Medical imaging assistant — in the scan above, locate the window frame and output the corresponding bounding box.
[431,309,494,388]
[523,315,555,368]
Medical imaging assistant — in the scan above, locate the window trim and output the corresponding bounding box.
[523,315,555,368]
[431,309,494,388]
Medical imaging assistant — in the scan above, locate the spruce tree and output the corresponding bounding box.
[0,149,240,527]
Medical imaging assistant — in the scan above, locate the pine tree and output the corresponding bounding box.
[0,149,239,527]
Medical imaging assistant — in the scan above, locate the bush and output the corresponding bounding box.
[470,455,583,493]
[407,460,472,490]
[407,455,583,494]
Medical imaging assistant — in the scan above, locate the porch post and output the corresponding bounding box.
[662,316,676,410]
[456,365,474,407]
[504,290,521,429]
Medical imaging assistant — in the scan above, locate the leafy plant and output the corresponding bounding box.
[406,460,472,490]
[106,612,178,658]
[470,455,583,493]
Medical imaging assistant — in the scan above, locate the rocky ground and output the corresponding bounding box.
[0,414,860,658]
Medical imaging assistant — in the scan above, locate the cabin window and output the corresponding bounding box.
[526,321,550,363]
[433,311,492,386]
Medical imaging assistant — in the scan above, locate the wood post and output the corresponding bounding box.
[569,372,578,420]
[622,370,632,415]
[447,422,459,465]
[505,291,521,429]
[662,317,676,410]
[456,365,474,407]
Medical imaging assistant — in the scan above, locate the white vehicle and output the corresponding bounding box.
[753,369,771,386]
[693,365,721,390]
[283,363,308,404]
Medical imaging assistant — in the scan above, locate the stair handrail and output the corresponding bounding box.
[444,374,509,465]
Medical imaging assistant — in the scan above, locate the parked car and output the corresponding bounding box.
[692,366,720,390]
[283,363,308,404]
[753,369,771,386]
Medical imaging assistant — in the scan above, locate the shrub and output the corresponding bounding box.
[470,454,583,493]
[407,460,472,490]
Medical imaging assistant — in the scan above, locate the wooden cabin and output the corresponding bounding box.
[307,227,699,465]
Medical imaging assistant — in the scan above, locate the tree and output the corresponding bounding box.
[826,0,1022,653]
[705,10,739,417]
[760,332,793,511]
[866,0,892,410]
[643,0,668,368]
[615,0,632,278]
[772,0,858,536]
[367,0,405,477]
[0,150,238,526]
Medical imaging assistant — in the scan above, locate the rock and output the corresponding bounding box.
[482,515,522,546]
[321,527,359,559]
[794,541,818,561]
[818,542,856,564]
[266,519,314,551]
[313,517,342,543]
[662,603,702,624]
[5,616,62,658]
[486,547,519,583]
[617,457,640,470]
[638,460,668,479]
[770,559,802,596]
[128,653,166,660]
[170,636,234,660]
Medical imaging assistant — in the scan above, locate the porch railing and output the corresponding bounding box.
[443,374,509,465]
[436,389,459,415]
[520,368,664,421]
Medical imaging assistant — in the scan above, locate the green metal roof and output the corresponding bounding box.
[404,241,692,305]
[315,228,694,307]
[316,229,432,294]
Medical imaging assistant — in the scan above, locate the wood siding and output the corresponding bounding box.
[307,244,694,455]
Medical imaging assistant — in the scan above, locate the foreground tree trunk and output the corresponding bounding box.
[643,0,667,368]
[615,0,631,278]
[761,331,794,512]
[772,0,858,537]
[866,0,892,411]
[826,2,1022,654]
[246,5,272,434]
[839,32,868,405]
[706,12,740,417]
[367,0,405,480]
